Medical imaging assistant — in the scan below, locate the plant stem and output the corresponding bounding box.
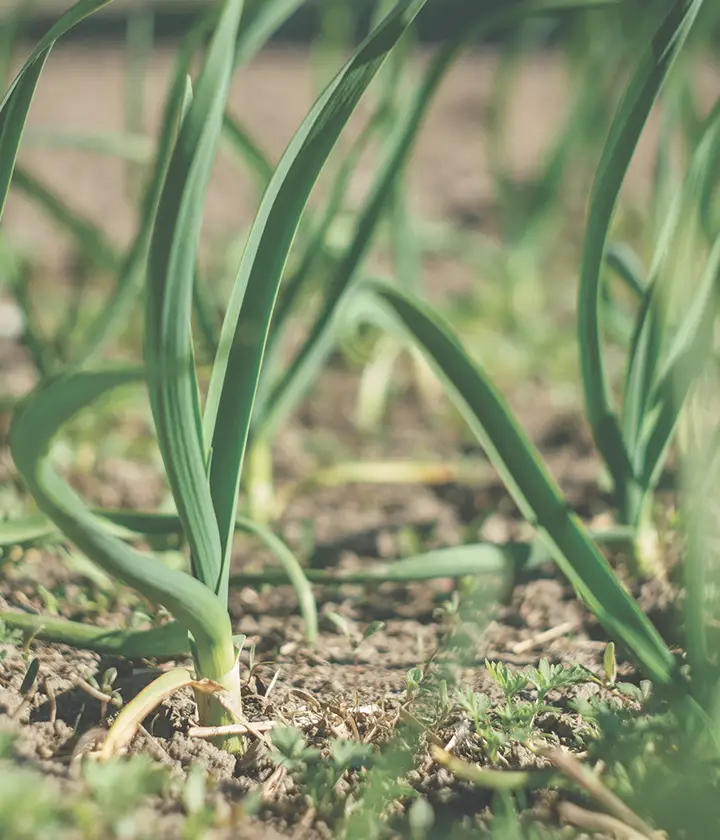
[193,654,245,754]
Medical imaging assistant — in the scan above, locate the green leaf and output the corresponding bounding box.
[71,27,203,367]
[232,0,306,70]
[257,0,621,443]
[9,369,233,678]
[12,165,119,273]
[19,657,39,695]
[0,0,114,223]
[605,243,646,301]
[145,0,245,594]
[577,0,704,510]
[604,641,617,685]
[232,517,318,645]
[620,97,720,521]
[202,0,430,602]
[77,0,297,368]
[367,280,678,687]
[362,621,385,641]
[635,235,720,492]
[22,128,153,162]
[263,104,388,376]
[222,112,274,193]
[0,605,184,658]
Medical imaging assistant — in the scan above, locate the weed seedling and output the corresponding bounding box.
[525,658,589,703]
[270,727,373,820]
[485,660,530,700]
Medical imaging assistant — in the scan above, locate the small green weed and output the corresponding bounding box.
[0,732,171,840]
[270,726,374,820]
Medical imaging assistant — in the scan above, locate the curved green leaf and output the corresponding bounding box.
[636,234,720,492]
[222,112,274,193]
[605,243,646,301]
[262,103,389,377]
[257,0,620,443]
[233,517,318,645]
[620,96,720,522]
[202,0,430,602]
[577,0,704,511]
[12,165,119,273]
[366,279,678,687]
[76,0,299,368]
[230,543,520,590]
[0,611,190,658]
[232,0,306,70]
[9,370,234,679]
[146,0,244,594]
[72,20,208,367]
[0,0,114,222]
[22,128,154,161]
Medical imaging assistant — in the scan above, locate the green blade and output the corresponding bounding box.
[72,31,202,368]
[262,103,388,380]
[8,164,121,374]
[22,128,154,162]
[9,370,233,679]
[230,543,521,590]
[257,0,620,443]
[0,611,190,659]
[605,243,646,301]
[0,514,58,548]
[12,165,119,273]
[124,5,154,199]
[255,8,482,441]
[145,0,244,593]
[222,111,274,193]
[0,0,114,222]
[635,235,720,492]
[232,0,306,70]
[366,280,678,687]
[219,0,308,191]
[577,0,704,509]
[621,97,720,517]
[1,509,634,582]
[0,51,50,220]
[202,0,431,601]
[233,517,318,645]
[219,0,306,190]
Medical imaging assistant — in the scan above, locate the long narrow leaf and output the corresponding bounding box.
[0,0,114,222]
[635,236,720,492]
[233,518,318,644]
[605,243,646,301]
[230,543,520,589]
[9,370,234,677]
[23,128,153,162]
[367,280,677,686]
[146,0,244,594]
[263,104,389,374]
[202,0,430,602]
[12,165,119,272]
[621,97,720,506]
[577,0,704,510]
[232,0,306,70]
[257,0,620,443]
[72,19,209,367]
[0,611,190,658]
[222,111,274,193]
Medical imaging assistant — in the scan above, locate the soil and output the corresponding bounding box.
[0,42,704,839]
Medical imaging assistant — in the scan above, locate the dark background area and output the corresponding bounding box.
[12,0,687,47]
